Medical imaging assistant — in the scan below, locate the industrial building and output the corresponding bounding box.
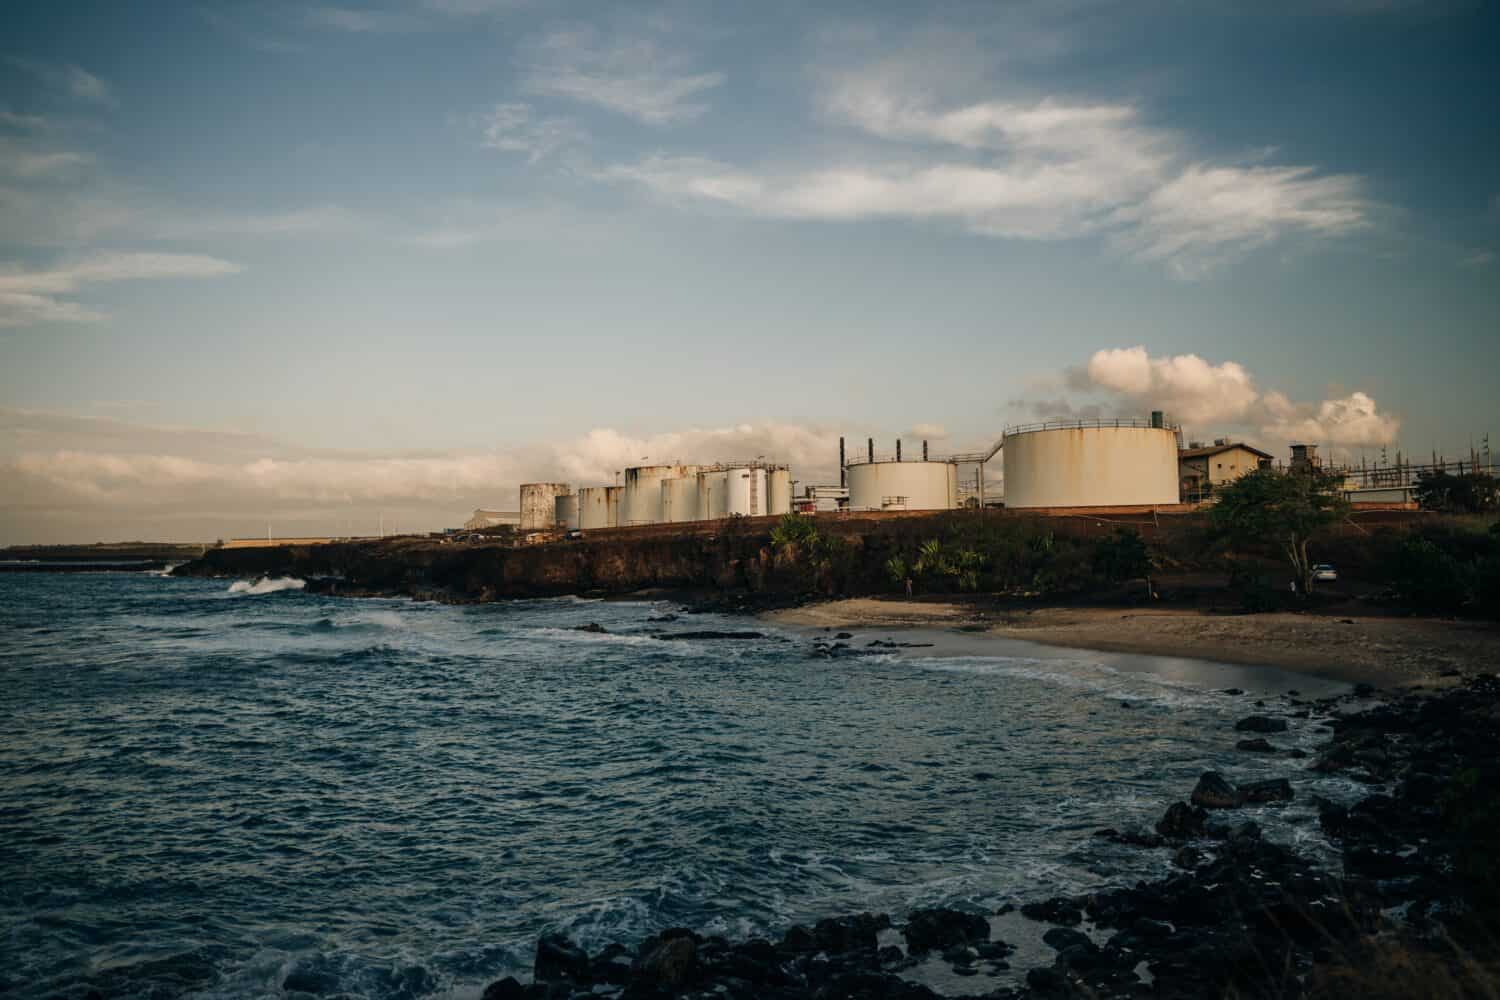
[520,483,572,531]
[518,460,793,533]
[1178,440,1273,502]
[465,509,520,531]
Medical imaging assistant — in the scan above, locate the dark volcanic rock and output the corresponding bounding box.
[813,912,889,954]
[479,977,525,1000]
[535,933,589,983]
[1156,801,1209,839]
[902,908,989,952]
[574,623,609,633]
[1236,738,1277,753]
[1235,715,1289,733]
[1190,771,1240,809]
[1021,897,1084,926]
[635,930,698,986]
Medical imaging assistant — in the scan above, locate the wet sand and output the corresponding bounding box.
[765,599,1499,688]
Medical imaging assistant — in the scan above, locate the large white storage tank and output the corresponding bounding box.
[1002,420,1179,508]
[725,466,768,517]
[577,486,620,530]
[520,483,571,530]
[622,464,700,526]
[768,468,793,516]
[555,493,579,531]
[661,477,701,523]
[697,469,728,520]
[847,462,958,511]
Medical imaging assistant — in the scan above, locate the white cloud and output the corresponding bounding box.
[601,73,1371,275]
[478,103,587,162]
[0,252,243,328]
[306,6,422,33]
[0,409,852,542]
[0,136,91,178]
[523,26,725,125]
[1111,164,1367,278]
[909,423,948,439]
[1055,345,1400,448]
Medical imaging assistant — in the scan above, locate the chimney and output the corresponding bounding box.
[839,436,846,488]
[867,438,874,463]
[896,440,902,462]
[922,440,929,461]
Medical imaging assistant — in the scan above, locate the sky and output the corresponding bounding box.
[1,0,1497,543]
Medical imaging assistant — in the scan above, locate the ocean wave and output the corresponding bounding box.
[227,577,306,596]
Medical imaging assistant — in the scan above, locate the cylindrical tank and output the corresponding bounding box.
[555,493,579,531]
[846,461,957,511]
[661,477,701,523]
[520,483,571,530]
[605,486,622,527]
[1002,423,1179,508]
[768,468,793,516]
[697,469,728,520]
[725,466,768,517]
[577,486,616,530]
[622,464,700,526]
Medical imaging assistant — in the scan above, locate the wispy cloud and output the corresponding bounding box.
[306,5,424,33]
[477,103,587,162]
[0,136,91,178]
[0,252,242,328]
[523,26,724,125]
[8,58,117,107]
[1462,249,1495,268]
[601,71,1371,276]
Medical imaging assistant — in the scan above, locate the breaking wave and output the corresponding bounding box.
[226,576,306,596]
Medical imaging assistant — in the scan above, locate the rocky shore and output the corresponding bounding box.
[473,675,1500,1000]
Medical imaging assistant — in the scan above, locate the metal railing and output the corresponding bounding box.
[1003,417,1181,435]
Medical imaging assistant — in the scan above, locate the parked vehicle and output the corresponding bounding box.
[1312,563,1338,582]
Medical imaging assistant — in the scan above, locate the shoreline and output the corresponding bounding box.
[764,598,1499,688]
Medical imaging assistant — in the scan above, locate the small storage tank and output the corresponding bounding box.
[1002,421,1179,508]
[697,469,728,520]
[768,468,793,516]
[725,466,768,517]
[661,477,701,523]
[520,483,571,530]
[846,461,957,512]
[622,464,701,526]
[555,493,579,531]
[577,486,620,530]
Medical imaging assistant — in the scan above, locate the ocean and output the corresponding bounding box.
[0,572,1361,998]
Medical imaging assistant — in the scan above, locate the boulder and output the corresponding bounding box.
[1236,738,1277,753]
[1156,801,1209,839]
[1020,897,1084,926]
[1235,716,1289,733]
[574,623,608,633]
[534,933,589,983]
[902,908,990,952]
[1191,772,1240,809]
[479,977,526,1000]
[636,932,697,986]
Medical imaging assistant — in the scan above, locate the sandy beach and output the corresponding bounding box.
[765,598,1499,688]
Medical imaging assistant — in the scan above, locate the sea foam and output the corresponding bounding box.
[227,576,306,596]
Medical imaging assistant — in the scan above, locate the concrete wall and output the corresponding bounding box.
[1004,426,1179,508]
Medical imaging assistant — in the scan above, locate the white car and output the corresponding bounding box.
[1312,564,1338,582]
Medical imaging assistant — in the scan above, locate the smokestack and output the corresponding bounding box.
[922,440,928,461]
[839,437,846,488]
[896,440,902,462]
[867,438,874,463]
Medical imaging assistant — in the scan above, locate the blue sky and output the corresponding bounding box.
[1,0,1497,541]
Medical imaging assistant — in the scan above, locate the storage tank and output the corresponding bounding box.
[846,461,958,511]
[661,477,701,523]
[768,468,793,516]
[520,483,571,530]
[622,464,701,526]
[725,466,768,517]
[697,469,728,520]
[577,486,620,530]
[1001,420,1180,508]
[555,493,579,531]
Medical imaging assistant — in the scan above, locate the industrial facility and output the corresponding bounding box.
[490,409,1440,536]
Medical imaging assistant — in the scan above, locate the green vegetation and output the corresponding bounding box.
[1092,527,1154,596]
[1382,520,1500,616]
[1210,467,1349,595]
[1415,470,1500,513]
